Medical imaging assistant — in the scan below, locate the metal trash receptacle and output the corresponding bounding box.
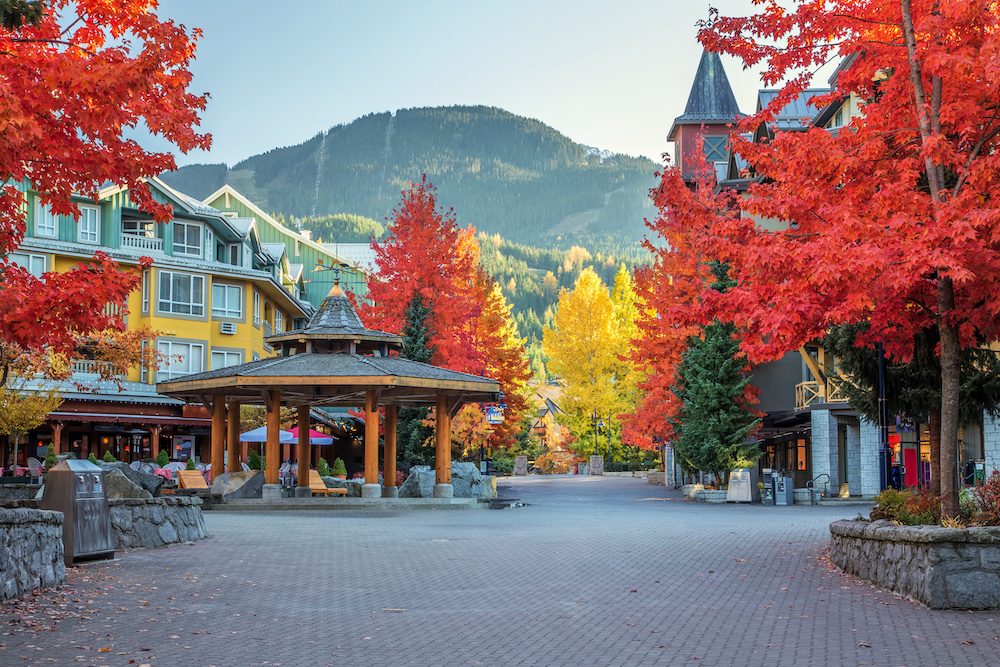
[39,460,115,566]
[774,477,794,506]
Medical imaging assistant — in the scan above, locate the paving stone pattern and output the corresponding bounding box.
[2,475,1000,666]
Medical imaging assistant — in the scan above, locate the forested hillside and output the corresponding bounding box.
[160,105,659,247]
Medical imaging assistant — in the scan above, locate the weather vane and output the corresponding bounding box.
[304,258,359,285]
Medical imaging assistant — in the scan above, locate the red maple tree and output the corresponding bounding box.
[649,0,1000,515]
[0,0,210,376]
[359,176,531,447]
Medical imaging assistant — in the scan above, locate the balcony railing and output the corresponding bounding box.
[795,377,851,411]
[120,233,163,252]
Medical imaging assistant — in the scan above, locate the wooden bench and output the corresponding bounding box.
[308,469,347,497]
[177,469,209,490]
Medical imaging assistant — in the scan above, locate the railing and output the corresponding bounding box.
[795,379,851,410]
[70,358,109,375]
[120,233,163,252]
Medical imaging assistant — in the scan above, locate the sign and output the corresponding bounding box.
[485,407,504,424]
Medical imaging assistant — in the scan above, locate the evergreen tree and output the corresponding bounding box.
[398,294,437,466]
[673,263,761,487]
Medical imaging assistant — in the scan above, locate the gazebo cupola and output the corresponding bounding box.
[267,281,403,357]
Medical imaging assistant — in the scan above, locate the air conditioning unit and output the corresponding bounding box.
[219,322,237,335]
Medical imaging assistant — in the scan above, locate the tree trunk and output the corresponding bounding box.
[928,409,941,496]
[938,276,960,518]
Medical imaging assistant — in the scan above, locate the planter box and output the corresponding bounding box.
[830,519,1000,609]
[690,489,728,504]
[646,471,666,486]
[681,483,704,498]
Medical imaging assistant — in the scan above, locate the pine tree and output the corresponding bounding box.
[673,263,761,487]
[398,294,436,466]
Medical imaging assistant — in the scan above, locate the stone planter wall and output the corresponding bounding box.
[0,507,65,602]
[108,497,208,549]
[689,489,729,504]
[830,519,1000,609]
[646,471,666,485]
[681,483,704,498]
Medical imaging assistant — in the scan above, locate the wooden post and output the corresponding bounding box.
[383,405,397,489]
[265,390,281,486]
[211,398,225,482]
[48,421,64,455]
[435,394,452,485]
[227,400,240,472]
[297,405,311,489]
[148,425,161,460]
[365,390,378,484]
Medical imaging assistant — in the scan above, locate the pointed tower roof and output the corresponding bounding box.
[266,281,403,355]
[668,50,743,141]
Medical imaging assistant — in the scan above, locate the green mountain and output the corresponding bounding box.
[160,105,660,247]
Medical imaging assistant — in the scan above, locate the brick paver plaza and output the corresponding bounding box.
[3,475,1000,666]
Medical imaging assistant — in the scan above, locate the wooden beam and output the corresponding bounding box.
[383,405,398,490]
[211,398,225,483]
[364,390,379,485]
[260,389,273,412]
[227,400,241,472]
[265,390,280,485]
[435,394,452,485]
[296,404,311,489]
[447,396,464,419]
[199,395,214,417]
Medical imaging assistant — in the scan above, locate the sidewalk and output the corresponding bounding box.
[1,474,997,666]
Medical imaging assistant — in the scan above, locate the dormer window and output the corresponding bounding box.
[35,201,58,238]
[173,220,202,257]
[78,204,100,244]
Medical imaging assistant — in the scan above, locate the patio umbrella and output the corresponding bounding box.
[239,426,294,443]
[288,427,334,445]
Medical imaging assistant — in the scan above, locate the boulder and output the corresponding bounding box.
[104,469,152,499]
[513,456,528,476]
[400,463,485,498]
[210,471,264,499]
[321,476,362,497]
[96,462,164,496]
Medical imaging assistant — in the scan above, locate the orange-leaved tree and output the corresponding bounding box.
[661,0,1000,516]
[0,0,210,380]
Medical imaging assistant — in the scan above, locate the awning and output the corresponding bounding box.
[46,411,212,427]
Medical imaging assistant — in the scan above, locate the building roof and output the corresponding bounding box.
[261,243,287,262]
[756,89,831,133]
[668,50,742,140]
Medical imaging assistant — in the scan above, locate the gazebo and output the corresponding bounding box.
[156,282,500,499]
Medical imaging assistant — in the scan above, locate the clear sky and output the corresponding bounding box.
[148,0,767,168]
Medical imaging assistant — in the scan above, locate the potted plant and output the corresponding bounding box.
[156,449,169,467]
[317,457,330,477]
[330,457,347,479]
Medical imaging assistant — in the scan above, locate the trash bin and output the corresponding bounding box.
[39,460,115,567]
[774,476,794,506]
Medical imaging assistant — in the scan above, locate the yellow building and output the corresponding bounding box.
[6,177,330,466]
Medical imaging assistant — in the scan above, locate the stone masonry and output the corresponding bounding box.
[108,497,208,549]
[0,507,65,602]
[810,409,839,489]
[831,519,1000,609]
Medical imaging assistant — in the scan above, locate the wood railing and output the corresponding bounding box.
[120,234,163,252]
[795,377,851,411]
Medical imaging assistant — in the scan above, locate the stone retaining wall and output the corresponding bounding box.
[830,519,1000,609]
[0,507,66,602]
[109,497,208,549]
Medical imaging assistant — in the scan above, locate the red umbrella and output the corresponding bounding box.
[288,427,334,445]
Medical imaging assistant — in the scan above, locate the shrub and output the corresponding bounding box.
[248,450,262,470]
[330,457,347,477]
[44,444,57,470]
[971,471,1000,526]
[492,453,514,476]
[186,458,195,470]
[396,469,405,486]
[870,487,940,525]
[88,452,98,464]
[102,451,116,463]
[317,457,330,477]
[156,450,169,467]
[351,471,364,480]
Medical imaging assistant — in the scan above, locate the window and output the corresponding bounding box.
[158,271,204,316]
[252,290,260,326]
[172,220,202,256]
[228,243,240,266]
[205,228,214,261]
[211,350,242,370]
[156,340,204,381]
[141,269,150,313]
[252,351,260,362]
[10,252,46,278]
[212,283,243,318]
[123,218,155,237]
[275,310,284,333]
[35,201,57,238]
[702,135,728,163]
[78,204,100,244]
[834,108,844,127]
